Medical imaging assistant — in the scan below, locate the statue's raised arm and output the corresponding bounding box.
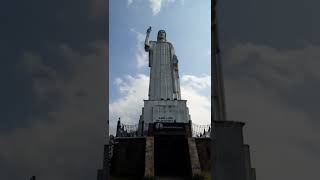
[145,26,152,52]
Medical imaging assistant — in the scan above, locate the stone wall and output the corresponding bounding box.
[195,138,211,172]
[97,144,109,180]
[188,138,201,175]
[108,121,256,180]
[110,137,146,179]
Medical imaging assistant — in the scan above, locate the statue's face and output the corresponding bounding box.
[157,30,166,42]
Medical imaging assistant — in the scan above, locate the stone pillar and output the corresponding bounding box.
[212,120,247,180]
[144,137,155,178]
[147,123,154,136]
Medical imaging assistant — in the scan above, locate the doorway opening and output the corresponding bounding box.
[154,135,191,178]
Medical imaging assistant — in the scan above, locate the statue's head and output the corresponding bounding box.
[157,30,166,42]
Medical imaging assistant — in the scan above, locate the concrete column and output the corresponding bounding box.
[212,120,247,180]
[144,137,155,177]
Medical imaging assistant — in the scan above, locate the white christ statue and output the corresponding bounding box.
[144,26,181,101]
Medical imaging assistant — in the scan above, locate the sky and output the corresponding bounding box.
[109,0,211,134]
[0,0,319,180]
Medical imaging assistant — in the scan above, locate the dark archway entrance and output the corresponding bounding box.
[154,135,191,178]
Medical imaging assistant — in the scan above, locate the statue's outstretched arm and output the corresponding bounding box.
[145,26,152,51]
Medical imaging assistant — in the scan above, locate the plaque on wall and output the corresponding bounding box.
[153,105,176,122]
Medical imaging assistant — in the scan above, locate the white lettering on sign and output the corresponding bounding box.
[152,105,177,123]
[155,119,174,123]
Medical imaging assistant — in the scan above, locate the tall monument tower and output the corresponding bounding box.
[211,1,257,180]
[138,27,191,135]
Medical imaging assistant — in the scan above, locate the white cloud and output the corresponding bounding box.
[109,74,210,135]
[128,0,180,15]
[181,75,211,91]
[149,0,163,15]
[109,74,149,134]
[131,29,148,68]
[181,75,211,125]
[149,0,177,15]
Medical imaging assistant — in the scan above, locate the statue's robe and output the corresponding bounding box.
[146,41,181,100]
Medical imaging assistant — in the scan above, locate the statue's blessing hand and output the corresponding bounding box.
[147,26,152,33]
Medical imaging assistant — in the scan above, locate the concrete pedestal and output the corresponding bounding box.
[138,100,191,135]
[212,120,256,180]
